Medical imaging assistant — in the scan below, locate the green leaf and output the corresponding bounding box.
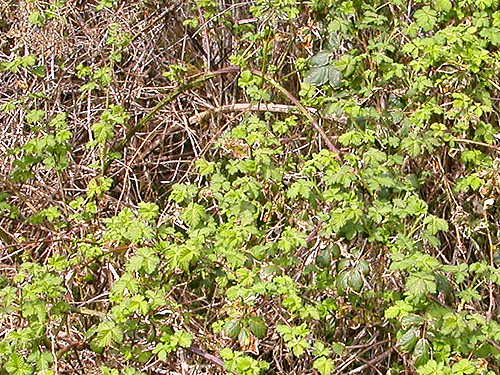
[434,0,452,11]
[336,270,349,296]
[112,274,139,297]
[248,316,267,339]
[290,338,310,357]
[327,66,341,86]
[125,221,148,243]
[5,353,33,375]
[312,342,330,357]
[219,348,235,361]
[305,66,329,85]
[414,6,437,32]
[25,109,45,124]
[287,179,315,199]
[451,359,476,375]
[138,202,159,222]
[479,27,500,46]
[315,249,332,268]
[180,202,206,228]
[347,270,363,292]
[406,272,437,297]
[305,65,341,86]
[398,327,418,352]
[310,52,330,66]
[457,287,481,302]
[195,159,215,176]
[91,121,114,144]
[129,295,149,315]
[423,215,449,235]
[127,255,143,273]
[313,356,335,375]
[331,342,345,356]
[94,321,123,347]
[136,247,160,274]
[417,360,449,375]
[413,338,430,367]
[356,259,370,275]
[22,55,37,68]
[224,320,242,339]
[385,300,413,319]
[441,313,466,337]
[475,0,495,10]
[28,11,45,26]
[173,330,193,348]
[238,327,250,347]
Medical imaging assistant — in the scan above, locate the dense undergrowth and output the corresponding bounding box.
[1,0,500,374]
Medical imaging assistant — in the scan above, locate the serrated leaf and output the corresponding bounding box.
[95,321,123,347]
[180,202,205,228]
[26,109,45,124]
[174,330,192,348]
[414,6,437,32]
[347,270,363,292]
[413,338,430,367]
[136,247,160,274]
[126,255,143,272]
[356,259,370,275]
[238,327,250,347]
[398,327,418,351]
[219,348,235,360]
[5,353,33,375]
[291,338,309,356]
[423,215,449,235]
[434,0,452,11]
[248,317,267,339]
[195,159,215,176]
[313,356,334,375]
[125,221,147,243]
[143,255,159,274]
[305,66,329,85]
[22,55,37,67]
[224,320,241,338]
[112,274,139,296]
[327,66,341,86]
[315,249,331,268]
[91,121,114,144]
[336,270,349,295]
[417,359,447,375]
[138,202,159,222]
[406,272,436,297]
[312,342,330,357]
[331,342,345,356]
[310,52,330,66]
[451,359,475,375]
[129,295,149,315]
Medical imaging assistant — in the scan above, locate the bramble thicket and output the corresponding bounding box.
[1,1,500,374]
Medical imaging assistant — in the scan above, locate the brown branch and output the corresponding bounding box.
[346,345,396,375]
[249,68,343,155]
[185,346,225,368]
[189,102,347,125]
[108,65,346,175]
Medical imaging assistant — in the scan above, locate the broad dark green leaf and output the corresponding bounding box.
[224,320,241,339]
[347,269,363,292]
[413,338,430,367]
[398,327,418,351]
[310,52,330,66]
[248,316,268,339]
[305,66,329,85]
